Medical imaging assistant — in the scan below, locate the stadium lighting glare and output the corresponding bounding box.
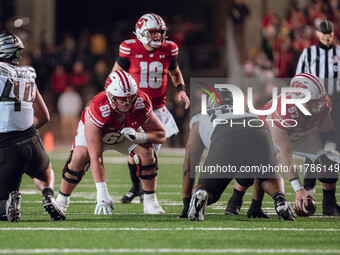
[14,19,23,28]
[13,17,30,28]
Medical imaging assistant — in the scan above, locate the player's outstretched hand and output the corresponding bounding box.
[94,197,114,215]
[178,90,190,109]
[247,199,269,219]
[294,189,315,210]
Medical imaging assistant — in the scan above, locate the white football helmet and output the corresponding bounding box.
[207,88,233,110]
[105,70,138,114]
[134,13,167,48]
[0,32,24,66]
[290,73,327,114]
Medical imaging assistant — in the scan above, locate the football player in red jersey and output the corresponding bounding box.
[56,70,166,215]
[226,73,340,216]
[111,13,190,203]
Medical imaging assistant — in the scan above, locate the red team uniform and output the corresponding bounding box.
[77,90,152,149]
[260,95,332,142]
[113,13,188,204]
[118,39,179,109]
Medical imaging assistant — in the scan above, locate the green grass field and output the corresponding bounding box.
[1,149,340,254]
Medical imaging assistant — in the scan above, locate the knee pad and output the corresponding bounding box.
[62,153,90,184]
[318,177,338,184]
[235,178,254,187]
[130,151,158,180]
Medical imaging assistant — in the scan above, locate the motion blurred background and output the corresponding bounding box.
[1,0,339,148]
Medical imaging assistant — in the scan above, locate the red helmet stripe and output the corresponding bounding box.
[150,13,160,26]
[116,70,128,93]
[299,73,324,92]
[120,70,131,91]
[296,73,325,94]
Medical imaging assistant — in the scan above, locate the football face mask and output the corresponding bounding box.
[105,70,138,115]
[134,13,168,48]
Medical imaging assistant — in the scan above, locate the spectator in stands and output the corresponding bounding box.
[57,86,83,142]
[68,60,90,104]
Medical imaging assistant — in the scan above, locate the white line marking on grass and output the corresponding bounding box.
[1,227,339,231]
[52,154,183,164]
[21,200,324,206]
[0,248,340,254]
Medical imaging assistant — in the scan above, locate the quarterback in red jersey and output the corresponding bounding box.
[227,73,340,216]
[112,13,190,203]
[56,70,166,215]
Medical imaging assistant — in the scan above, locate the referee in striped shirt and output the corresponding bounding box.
[296,20,340,192]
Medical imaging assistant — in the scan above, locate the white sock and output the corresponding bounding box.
[144,193,157,201]
[56,193,70,206]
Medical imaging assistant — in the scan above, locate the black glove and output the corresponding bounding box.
[247,199,269,219]
[179,197,191,218]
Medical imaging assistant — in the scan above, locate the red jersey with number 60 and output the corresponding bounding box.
[118,39,179,109]
[80,90,152,145]
[259,94,332,142]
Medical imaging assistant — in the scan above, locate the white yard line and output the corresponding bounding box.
[51,154,183,164]
[0,248,340,254]
[0,227,339,231]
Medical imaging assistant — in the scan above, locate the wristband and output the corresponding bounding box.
[137,132,148,144]
[96,182,109,199]
[290,178,303,192]
[96,182,107,190]
[176,84,185,92]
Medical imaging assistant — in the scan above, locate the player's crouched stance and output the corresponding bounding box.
[56,70,166,215]
[183,89,294,221]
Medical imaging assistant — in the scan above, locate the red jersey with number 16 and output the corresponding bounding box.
[80,90,152,145]
[118,39,179,109]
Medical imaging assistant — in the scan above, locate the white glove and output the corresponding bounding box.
[324,143,340,164]
[94,197,114,215]
[120,127,147,144]
[94,182,114,215]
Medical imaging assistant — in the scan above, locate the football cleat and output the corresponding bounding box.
[225,203,241,215]
[188,189,208,221]
[274,197,295,221]
[121,183,143,204]
[5,191,21,222]
[323,202,340,216]
[121,192,144,204]
[143,193,165,214]
[43,195,66,221]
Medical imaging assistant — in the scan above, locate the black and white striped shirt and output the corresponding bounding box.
[295,42,340,96]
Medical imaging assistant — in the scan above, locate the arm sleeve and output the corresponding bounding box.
[117,56,130,70]
[168,58,178,71]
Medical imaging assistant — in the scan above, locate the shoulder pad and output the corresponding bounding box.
[123,39,137,44]
[22,66,37,80]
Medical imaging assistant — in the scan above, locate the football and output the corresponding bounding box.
[294,197,316,217]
